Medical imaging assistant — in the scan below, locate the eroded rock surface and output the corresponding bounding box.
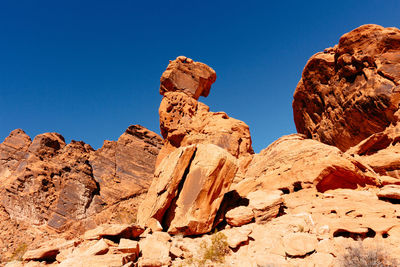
[156,56,253,167]
[0,125,162,261]
[293,24,400,151]
[347,124,400,181]
[236,134,379,195]
[138,144,238,235]
[160,55,216,100]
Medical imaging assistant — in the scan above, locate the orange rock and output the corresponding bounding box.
[138,144,238,235]
[283,233,318,257]
[225,206,254,227]
[160,56,216,100]
[0,125,161,259]
[247,190,283,224]
[236,134,379,194]
[377,185,400,200]
[83,223,144,240]
[58,254,136,267]
[89,125,163,212]
[156,57,253,167]
[347,124,400,180]
[221,228,252,249]
[139,233,171,266]
[293,24,400,151]
[83,239,109,256]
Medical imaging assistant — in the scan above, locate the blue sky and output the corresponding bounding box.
[1,0,399,152]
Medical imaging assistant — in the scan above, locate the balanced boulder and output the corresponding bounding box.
[156,56,253,167]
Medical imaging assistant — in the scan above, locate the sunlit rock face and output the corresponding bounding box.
[293,24,400,151]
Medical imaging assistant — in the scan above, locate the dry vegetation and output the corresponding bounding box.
[338,241,398,267]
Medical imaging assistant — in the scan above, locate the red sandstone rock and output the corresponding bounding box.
[83,223,144,240]
[156,57,253,167]
[247,190,283,224]
[160,56,216,100]
[347,124,400,180]
[236,134,379,194]
[0,125,161,260]
[377,185,400,200]
[225,206,254,227]
[138,144,238,235]
[283,233,318,257]
[293,24,400,151]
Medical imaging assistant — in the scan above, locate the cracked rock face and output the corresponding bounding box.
[293,24,400,151]
[156,56,254,167]
[0,126,162,233]
[137,144,238,235]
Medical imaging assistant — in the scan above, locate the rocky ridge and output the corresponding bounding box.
[4,25,400,267]
[0,125,162,262]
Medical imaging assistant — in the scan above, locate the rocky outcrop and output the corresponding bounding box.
[293,24,400,151]
[137,144,238,235]
[347,124,400,181]
[156,56,253,167]
[0,126,162,260]
[160,55,216,100]
[236,134,379,194]
[89,125,162,215]
[0,125,161,231]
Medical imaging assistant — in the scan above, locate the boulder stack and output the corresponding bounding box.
[156,56,254,167]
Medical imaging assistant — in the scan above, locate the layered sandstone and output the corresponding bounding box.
[156,56,253,167]
[138,144,238,235]
[235,134,379,195]
[293,24,400,151]
[0,126,162,261]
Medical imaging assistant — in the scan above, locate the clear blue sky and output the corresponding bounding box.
[1,1,399,152]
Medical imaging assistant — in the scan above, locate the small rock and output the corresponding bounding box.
[83,223,144,240]
[169,245,184,258]
[225,206,254,226]
[115,239,139,255]
[247,190,283,224]
[84,238,109,256]
[224,228,252,249]
[139,234,171,266]
[283,233,318,257]
[378,185,400,200]
[58,254,136,267]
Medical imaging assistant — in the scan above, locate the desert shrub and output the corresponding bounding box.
[338,241,398,267]
[199,232,230,264]
[180,231,230,266]
[9,243,28,261]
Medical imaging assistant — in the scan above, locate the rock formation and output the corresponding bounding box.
[347,123,400,181]
[293,24,400,151]
[0,125,162,261]
[5,25,400,267]
[235,134,379,195]
[138,144,238,235]
[156,56,253,167]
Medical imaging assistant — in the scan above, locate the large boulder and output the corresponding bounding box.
[160,56,216,100]
[293,24,400,151]
[137,144,238,235]
[156,56,253,167]
[236,134,379,194]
